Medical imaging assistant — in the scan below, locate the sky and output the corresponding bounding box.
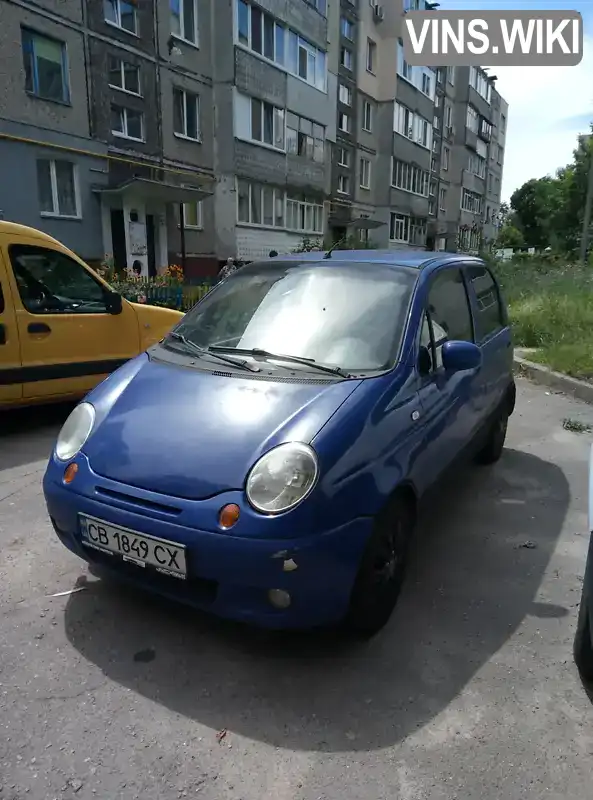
[437,0,592,201]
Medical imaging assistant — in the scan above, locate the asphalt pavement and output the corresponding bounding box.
[2,379,593,800]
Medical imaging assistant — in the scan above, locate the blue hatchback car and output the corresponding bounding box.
[44,250,515,636]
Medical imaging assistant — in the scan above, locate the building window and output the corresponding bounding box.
[429,199,435,216]
[433,115,440,131]
[21,29,69,104]
[337,147,350,167]
[340,47,353,70]
[182,201,203,229]
[435,94,441,108]
[366,39,376,72]
[339,83,352,106]
[286,194,324,233]
[108,56,141,95]
[341,17,354,39]
[337,174,350,195]
[111,104,144,141]
[439,186,447,211]
[421,72,431,96]
[497,144,504,164]
[338,112,351,133]
[462,188,483,214]
[236,1,326,91]
[360,157,371,189]
[248,97,285,149]
[362,101,373,132]
[305,0,327,14]
[104,0,137,34]
[470,66,492,104]
[468,152,486,178]
[448,66,455,84]
[445,103,452,129]
[431,156,437,172]
[390,213,408,242]
[36,159,79,218]
[500,114,506,134]
[466,105,479,133]
[391,159,429,197]
[286,112,324,162]
[397,40,413,81]
[171,0,198,44]
[394,102,433,151]
[443,146,450,170]
[237,180,286,228]
[173,88,200,141]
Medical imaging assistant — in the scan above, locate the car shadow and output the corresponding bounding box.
[63,448,569,753]
[0,402,74,473]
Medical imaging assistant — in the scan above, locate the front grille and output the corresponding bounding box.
[94,486,182,516]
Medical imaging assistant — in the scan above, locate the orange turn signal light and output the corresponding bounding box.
[63,463,78,484]
[219,503,240,530]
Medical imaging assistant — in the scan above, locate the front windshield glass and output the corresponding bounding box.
[173,261,417,372]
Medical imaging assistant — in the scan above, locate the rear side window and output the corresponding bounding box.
[466,265,504,342]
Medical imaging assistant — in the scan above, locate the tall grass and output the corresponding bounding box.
[492,258,593,380]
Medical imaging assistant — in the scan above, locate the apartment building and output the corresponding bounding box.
[0,0,507,270]
[435,65,506,252]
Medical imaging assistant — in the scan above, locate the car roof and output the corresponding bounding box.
[0,220,64,247]
[265,249,483,271]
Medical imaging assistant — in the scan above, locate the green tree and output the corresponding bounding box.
[496,223,525,249]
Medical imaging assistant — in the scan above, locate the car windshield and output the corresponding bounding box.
[173,260,417,372]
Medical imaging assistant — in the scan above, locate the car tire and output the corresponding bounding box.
[475,409,508,465]
[574,600,593,684]
[344,494,415,638]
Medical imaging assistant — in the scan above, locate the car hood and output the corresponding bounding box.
[83,354,361,500]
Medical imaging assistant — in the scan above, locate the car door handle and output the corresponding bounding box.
[0,324,5,345]
[28,322,51,334]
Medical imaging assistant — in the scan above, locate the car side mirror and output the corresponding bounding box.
[441,340,482,372]
[105,291,122,315]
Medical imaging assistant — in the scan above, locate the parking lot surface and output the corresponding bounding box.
[2,378,593,800]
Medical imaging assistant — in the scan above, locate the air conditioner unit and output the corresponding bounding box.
[373,4,385,21]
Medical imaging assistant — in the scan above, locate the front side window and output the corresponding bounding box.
[22,28,69,103]
[36,159,79,218]
[466,265,504,341]
[172,263,418,372]
[9,245,107,315]
[171,0,198,43]
[104,0,137,33]
[426,268,473,368]
[173,88,200,140]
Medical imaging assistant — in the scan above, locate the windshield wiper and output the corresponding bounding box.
[209,347,351,378]
[166,332,260,372]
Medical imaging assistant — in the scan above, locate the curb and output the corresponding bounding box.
[513,355,593,405]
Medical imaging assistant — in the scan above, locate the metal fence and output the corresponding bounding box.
[115,281,214,311]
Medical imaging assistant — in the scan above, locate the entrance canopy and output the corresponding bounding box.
[94,177,213,204]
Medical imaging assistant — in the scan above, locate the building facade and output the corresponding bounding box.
[0,0,507,273]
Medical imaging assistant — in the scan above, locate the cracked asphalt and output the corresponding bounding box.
[2,378,593,799]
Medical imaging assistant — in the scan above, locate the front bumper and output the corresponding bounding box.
[43,456,373,629]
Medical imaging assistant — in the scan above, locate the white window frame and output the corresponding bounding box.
[338,111,351,133]
[394,102,432,151]
[173,88,201,142]
[439,186,447,211]
[337,147,350,167]
[108,56,141,97]
[104,0,138,35]
[341,16,354,40]
[182,200,203,229]
[111,105,144,142]
[360,157,371,190]
[390,212,409,243]
[366,38,376,73]
[466,105,479,133]
[339,83,352,106]
[461,188,483,214]
[286,194,324,234]
[362,100,373,132]
[391,158,429,197]
[237,180,287,229]
[443,146,450,170]
[37,159,81,219]
[340,46,353,70]
[337,174,350,195]
[171,0,199,46]
[249,97,285,151]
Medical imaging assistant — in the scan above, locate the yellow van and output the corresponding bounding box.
[0,221,183,409]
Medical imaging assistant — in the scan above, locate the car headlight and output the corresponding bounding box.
[55,402,96,462]
[245,442,319,514]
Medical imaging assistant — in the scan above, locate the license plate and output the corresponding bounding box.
[79,515,187,580]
